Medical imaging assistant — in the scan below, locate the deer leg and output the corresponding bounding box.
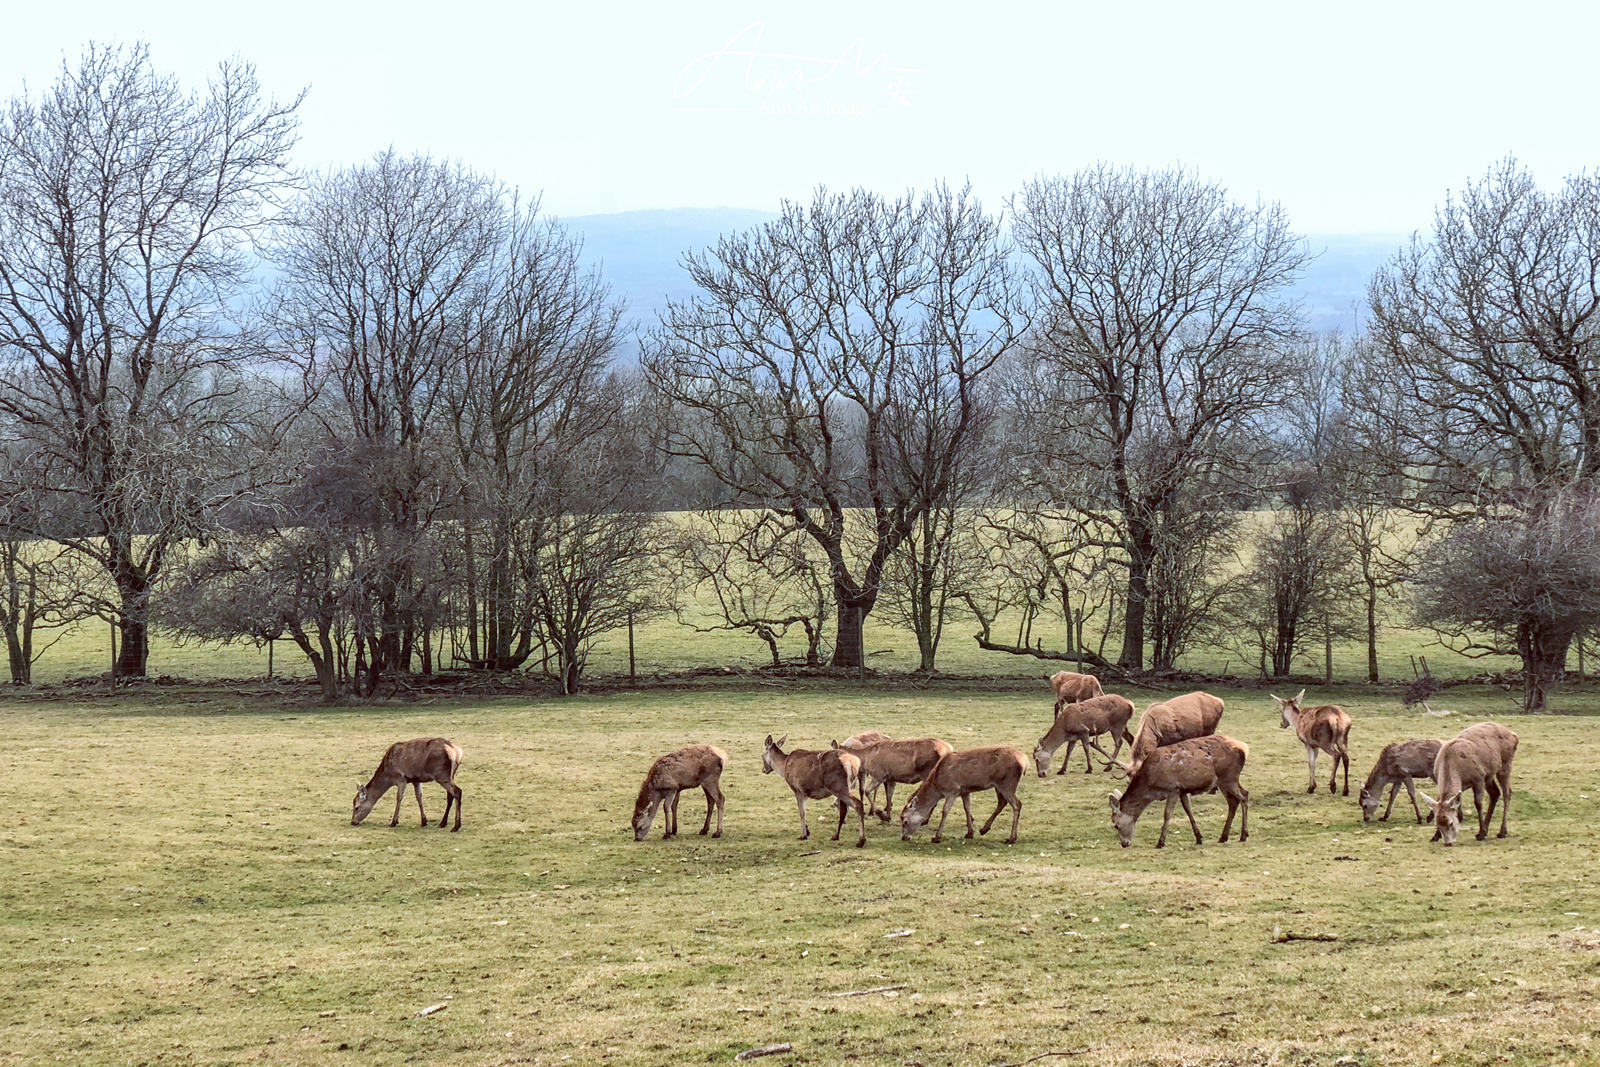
[980,792,1007,835]
[1157,794,1178,848]
[390,785,405,827]
[1237,787,1249,842]
[698,786,714,835]
[1303,744,1319,794]
[851,791,866,849]
[665,789,681,839]
[961,793,977,838]
[1057,740,1074,775]
[1477,781,1497,841]
[449,783,462,832]
[1496,771,1511,838]
[932,795,957,843]
[1218,791,1238,843]
[1380,781,1399,821]
[1006,787,1021,844]
[878,781,895,824]
[437,781,453,831]
[1401,778,1424,824]
[1082,737,1095,774]
[1178,792,1204,845]
[413,782,429,826]
[794,794,810,840]
[1338,748,1349,796]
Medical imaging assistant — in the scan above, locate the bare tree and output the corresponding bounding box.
[671,510,832,668]
[0,43,302,675]
[1412,487,1600,711]
[1367,157,1600,501]
[269,150,503,681]
[1012,165,1309,670]
[646,183,1023,670]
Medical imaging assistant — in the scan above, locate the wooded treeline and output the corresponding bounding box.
[2,46,1598,708]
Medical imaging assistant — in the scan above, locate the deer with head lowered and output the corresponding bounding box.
[1358,738,1442,823]
[900,746,1028,845]
[1033,693,1136,776]
[833,736,952,821]
[1048,670,1104,711]
[1107,734,1249,848]
[1272,690,1353,795]
[632,744,727,841]
[762,734,866,847]
[352,737,463,831]
[1431,721,1518,846]
[1112,691,1225,778]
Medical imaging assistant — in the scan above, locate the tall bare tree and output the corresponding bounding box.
[0,43,302,675]
[1012,165,1309,669]
[646,183,1022,669]
[1367,157,1600,501]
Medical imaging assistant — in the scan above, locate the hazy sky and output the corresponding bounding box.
[5,0,1594,234]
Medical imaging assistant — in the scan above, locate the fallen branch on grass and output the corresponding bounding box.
[734,1043,792,1060]
[993,1048,1093,1066]
[825,984,908,997]
[1272,931,1338,943]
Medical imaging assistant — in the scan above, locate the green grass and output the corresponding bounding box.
[4,682,1598,1066]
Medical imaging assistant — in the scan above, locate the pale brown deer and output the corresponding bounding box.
[1033,693,1137,776]
[1358,739,1442,823]
[1107,734,1249,848]
[833,736,952,821]
[762,734,866,847]
[1272,690,1353,795]
[1432,722,1518,846]
[352,738,463,831]
[1113,691,1226,778]
[838,730,894,811]
[1049,670,1104,712]
[632,744,728,841]
[899,746,1028,845]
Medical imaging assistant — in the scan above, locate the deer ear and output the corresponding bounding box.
[1107,792,1122,808]
[776,734,787,749]
[1294,689,1306,703]
[765,734,774,746]
[831,739,840,749]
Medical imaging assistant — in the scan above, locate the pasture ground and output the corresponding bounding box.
[4,680,1598,1066]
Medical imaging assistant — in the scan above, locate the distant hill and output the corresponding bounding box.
[562,208,1407,358]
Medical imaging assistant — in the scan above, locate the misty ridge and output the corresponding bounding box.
[563,207,1402,358]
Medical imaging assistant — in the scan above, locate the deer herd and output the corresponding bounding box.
[350,670,1520,851]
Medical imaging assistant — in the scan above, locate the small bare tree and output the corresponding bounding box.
[0,43,302,675]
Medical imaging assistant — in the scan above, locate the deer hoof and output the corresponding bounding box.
[855,839,865,849]
[712,830,722,838]
[450,825,460,833]
[1306,785,1316,794]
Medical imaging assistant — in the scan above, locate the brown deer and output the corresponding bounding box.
[899,746,1028,845]
[1107,734,1249,848]
[1049,670,1104,712]
[352,738,463,831]
[762,734,866,847]
[1432,722,1518,846]
[1272,690,1353,795]
[632,745,728,841]
[1114,691,1226,777]
[839,730,893,749]
[1033,693,1137,776]
[833,736,952,821]
[1358,739,1442,823]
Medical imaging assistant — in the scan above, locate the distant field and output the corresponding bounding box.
[4,682,1597,1066]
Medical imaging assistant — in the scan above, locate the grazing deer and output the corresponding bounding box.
[352,738,463,831]
[762,734,866,847]
[1107,734,1249,848]
[840,730,893,749]
[1049,670,1104,712]
[899,746,1028,845]
[1272,690,1353,795]
[1033,693,1137,776]
[632,745,728,841]
[1432,722,1518,846]
[1358,739,1442,823]
[833,736,952,821]
[1114,691,1226,778]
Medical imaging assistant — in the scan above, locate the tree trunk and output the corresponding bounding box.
[832,598,867,670]
[1518,622,1570,712]
[1365,577,1379,683]
[115,611,149,677]
[1119,527,1153,670]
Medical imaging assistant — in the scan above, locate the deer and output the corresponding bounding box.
[833,736,952,821]
[1112,691,1226,778]
[899,746,1028,845]
[352,737,463,831]
[1271,690,1354,795]
[838,730,894,811]
[1107,734,1249,848]
[1048,670,1104,712]
[762,734,866,848]
[1033,693,1137,776]
[1431,721,1518,846]
[1358,739,1442,823]
[632,744,728,841]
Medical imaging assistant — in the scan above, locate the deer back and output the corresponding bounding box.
[1434,723,1518,798]
[374,737,461,786]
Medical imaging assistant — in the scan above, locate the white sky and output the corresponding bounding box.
[5,0,1593,234]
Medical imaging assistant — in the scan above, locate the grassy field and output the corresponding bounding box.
[4,679,1598,1066]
